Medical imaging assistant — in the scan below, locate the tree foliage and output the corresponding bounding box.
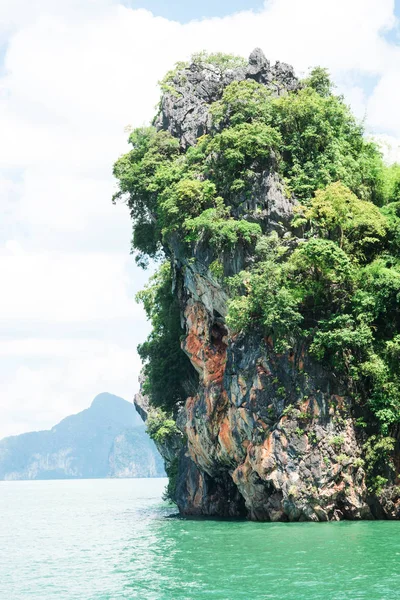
[136,263,198,412]
[227,184,400,436]
[113,55,400,478]
[293,182,387,259]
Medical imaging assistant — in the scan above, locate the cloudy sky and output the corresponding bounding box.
[1,0,400,439]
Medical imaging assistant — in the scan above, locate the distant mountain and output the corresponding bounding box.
[0,393,165,480]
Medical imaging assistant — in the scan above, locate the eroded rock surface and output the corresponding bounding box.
[155,48,299,150]
[137,50,400,521]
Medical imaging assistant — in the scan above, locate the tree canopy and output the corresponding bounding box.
[113,55,400,486]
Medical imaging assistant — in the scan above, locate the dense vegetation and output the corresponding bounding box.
[114,53,400,490]
[135,264,198,412]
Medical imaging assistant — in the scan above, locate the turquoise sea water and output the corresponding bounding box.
[1,479,400,599]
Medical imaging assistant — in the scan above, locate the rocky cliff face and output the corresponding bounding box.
[155,49,298,150]
[135,50,400,521]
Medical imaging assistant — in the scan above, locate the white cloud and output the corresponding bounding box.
[1,0,399,439]
[367,66,400,136]
[0,338,142,438]
[0,0,113,37]
[16,171,118,231]
[0,245,141,322]
[372,133,400,164]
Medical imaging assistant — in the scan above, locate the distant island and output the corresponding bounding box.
[0,393,165,480]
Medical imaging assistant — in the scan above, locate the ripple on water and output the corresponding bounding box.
[0,479,400,600]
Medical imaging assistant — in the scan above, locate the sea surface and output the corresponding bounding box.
[1,478,399,600]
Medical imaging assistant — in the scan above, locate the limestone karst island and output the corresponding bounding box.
[114,49,400,522]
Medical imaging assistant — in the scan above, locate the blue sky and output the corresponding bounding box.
[0,0,399,438]
[122,0,265,21]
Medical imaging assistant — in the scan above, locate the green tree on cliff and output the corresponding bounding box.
[113,54,400,486]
